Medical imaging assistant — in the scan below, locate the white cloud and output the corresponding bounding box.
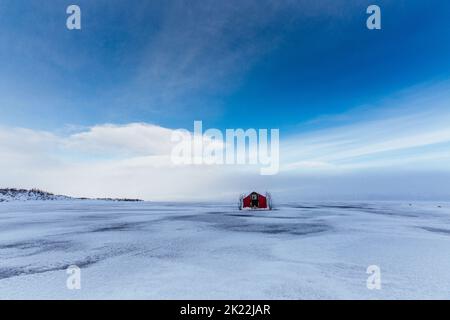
[64,123,175,157]
[0,123,239,200]
[281,81,450,172]
[1,82,450,200]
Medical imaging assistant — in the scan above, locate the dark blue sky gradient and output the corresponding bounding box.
[0,0,449,133]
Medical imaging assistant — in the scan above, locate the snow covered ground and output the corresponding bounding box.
[1,200,450,299]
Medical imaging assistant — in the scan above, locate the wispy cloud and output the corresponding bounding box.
[282,81,450,172]
[109,1,298,117]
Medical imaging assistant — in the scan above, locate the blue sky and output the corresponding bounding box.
[1,0,449,131]
[1,1,450,200]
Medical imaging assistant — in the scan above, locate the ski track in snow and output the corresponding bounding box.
[0,200,450,299]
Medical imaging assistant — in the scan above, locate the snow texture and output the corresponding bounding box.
[1,200,450,299]
[0,189,71,202]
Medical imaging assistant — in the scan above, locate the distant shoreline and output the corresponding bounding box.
[0,188,143,203]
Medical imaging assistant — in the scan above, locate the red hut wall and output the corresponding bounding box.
[242,196,252,208]
[242,193,267,208]
[258,195,267,208]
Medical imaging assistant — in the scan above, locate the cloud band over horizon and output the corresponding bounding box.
[1,81,450,201]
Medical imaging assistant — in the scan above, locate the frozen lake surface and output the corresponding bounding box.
[1,200,450,299]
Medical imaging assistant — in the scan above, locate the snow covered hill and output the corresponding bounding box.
[0,189,71,202]
[0,188,142,202]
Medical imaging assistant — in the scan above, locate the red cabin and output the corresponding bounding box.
[240,192,271,210]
